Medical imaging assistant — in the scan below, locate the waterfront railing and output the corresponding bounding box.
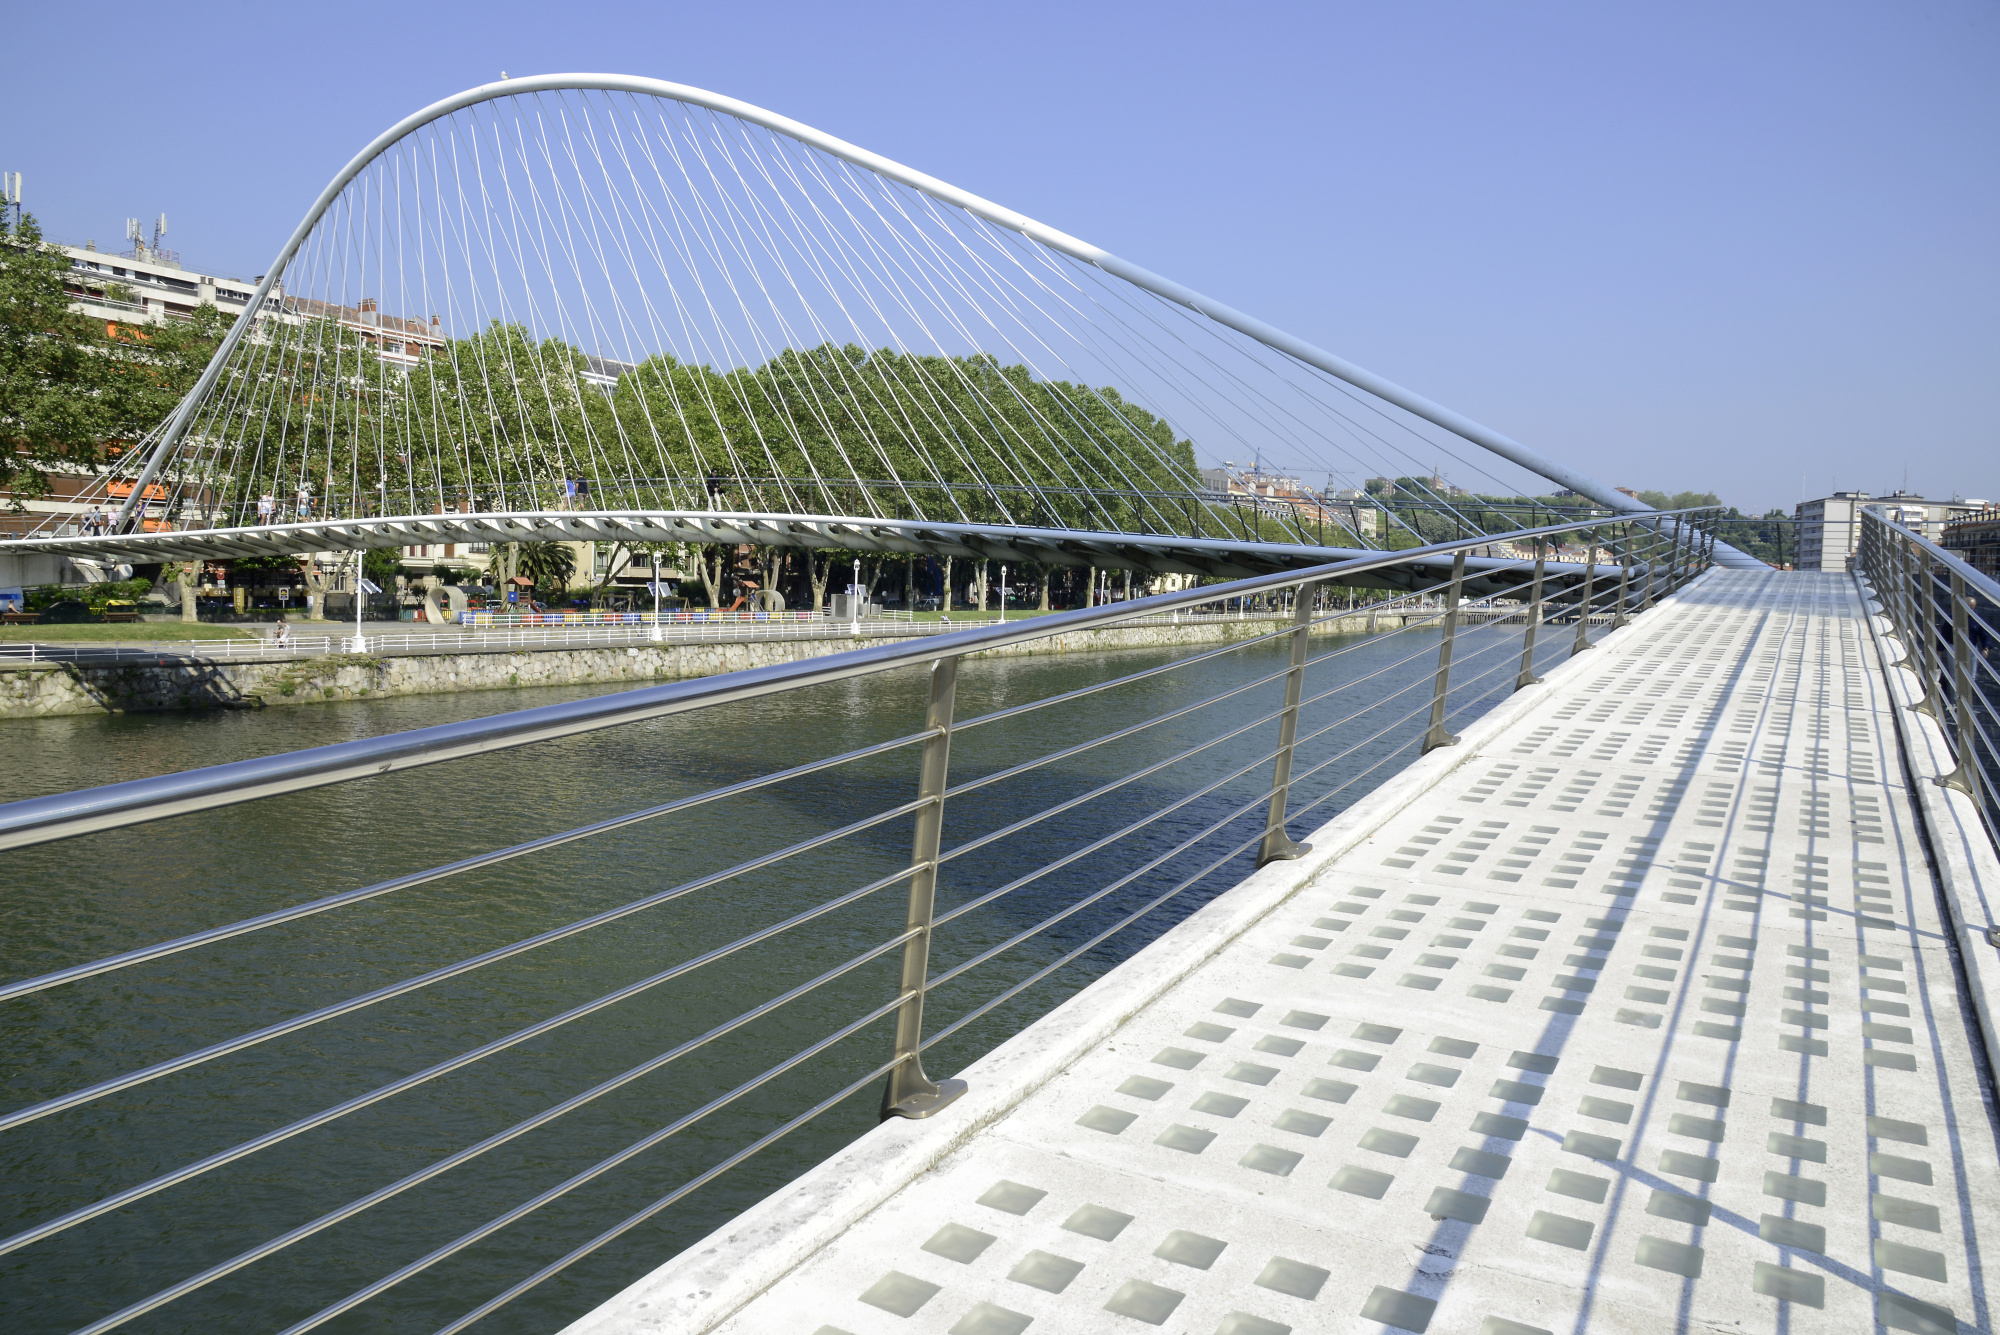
[1857,508,2000,849]
[0,510,1721,1334]
[0,602,1612,667]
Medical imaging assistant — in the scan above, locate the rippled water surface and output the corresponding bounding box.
[0,622,1533,1334]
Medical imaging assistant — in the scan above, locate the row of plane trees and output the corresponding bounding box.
[164,315,1257,538]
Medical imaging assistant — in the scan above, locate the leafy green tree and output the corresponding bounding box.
[362,548,402,584]
[0,215,112,502]
[0,213,227,508]
[1634,489,1721,512]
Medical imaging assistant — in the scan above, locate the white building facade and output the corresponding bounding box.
[1794,490,1988,572]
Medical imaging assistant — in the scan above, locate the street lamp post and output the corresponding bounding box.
[351,552,368,651]
[650,546,663,642]
[851,557,861,635]
[998,564,1007,623]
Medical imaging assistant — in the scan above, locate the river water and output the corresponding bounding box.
[0,620,1534,1334]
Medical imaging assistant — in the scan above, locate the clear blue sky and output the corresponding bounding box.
[11,0,1993,513]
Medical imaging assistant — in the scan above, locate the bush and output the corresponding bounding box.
[82,578,155,609]
[20,578,160,614]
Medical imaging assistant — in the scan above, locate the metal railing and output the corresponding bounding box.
[457,607,912,628]
[20,466,1663,550]
[0,603,1596,667]
[1857,508,2000,848]
[0,620,950,665]
[0,510,1721,1333]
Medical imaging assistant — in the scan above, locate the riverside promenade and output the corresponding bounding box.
[0,609,1440,718]
[570,569,2000,1335]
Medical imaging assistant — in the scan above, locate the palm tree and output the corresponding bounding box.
[515,541,576,599]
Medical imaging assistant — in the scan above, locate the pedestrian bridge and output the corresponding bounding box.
[3,68,1985,1335]
[570,565,1998,1335]
[0,505,1991,1335]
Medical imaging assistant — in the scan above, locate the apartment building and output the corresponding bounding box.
[58,235,258,329]
[1943,506,2000,581]
[1793,490,1987,572]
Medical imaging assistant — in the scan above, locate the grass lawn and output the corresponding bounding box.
[0,623,262,642]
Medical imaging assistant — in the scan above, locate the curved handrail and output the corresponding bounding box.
[0,509,1716,849]
[1865,507,2000,604]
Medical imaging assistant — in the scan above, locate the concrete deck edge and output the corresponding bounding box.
[558,583,1703,1335]
[1858,579,2000,1082]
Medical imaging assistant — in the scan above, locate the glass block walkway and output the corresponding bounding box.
[580,570,1997,1335]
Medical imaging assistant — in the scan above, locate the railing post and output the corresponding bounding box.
[882,656,968,1120]
[1571,552,1598,655]
[1889,533,1935,719]
[1912,551,1944,723]
[1421,551,1466,754]
[1938,571,1979,796]
[1639,520,1660,610]
[1258,581,1319,867]
[1611,523,1633,628]
[1514,551,1546,691]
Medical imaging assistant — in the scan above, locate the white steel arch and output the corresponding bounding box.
[108,74,1758,567]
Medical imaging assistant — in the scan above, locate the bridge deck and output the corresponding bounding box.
[577,571,1997,1335]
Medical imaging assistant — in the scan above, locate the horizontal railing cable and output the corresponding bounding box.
[946,565,1483,738]
[1258,723,1430,836]
[0,864,927,1257]
[265,993,923,1335]
[428,1054,905,1335]
[940,564,1548,806]
[920,791,1332,1055]
[0,730,934,1005]
[1244,668,1482,806]
[939,707,1298,868]
[943,664,1303,801]
[67,962,923,1335]
[946,585,1487,759]
[3,509,1718,1335]
[925,784,1281,999]
[932,642,1464,923]
[1280,633,1520,760]
[0,795,931,1133]
[929,672,1469,982]
[929,748,1292,946]
[0,515,1696,850]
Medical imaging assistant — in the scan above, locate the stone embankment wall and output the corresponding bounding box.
[0,612,1415,720]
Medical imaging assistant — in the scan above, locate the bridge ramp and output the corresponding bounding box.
[582,571,1997,1335]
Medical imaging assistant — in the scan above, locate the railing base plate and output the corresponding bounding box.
[883,1078,968,1121]
[1256,839,1312,868]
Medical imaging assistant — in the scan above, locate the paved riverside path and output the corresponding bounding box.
[575,570,1997,1335]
